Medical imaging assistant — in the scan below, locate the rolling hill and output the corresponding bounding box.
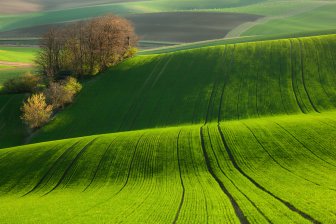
[0,33,336,223]
[0,112,335,223]
[31,34,336,143]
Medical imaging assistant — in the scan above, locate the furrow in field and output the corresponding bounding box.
[43,138,98,196]
[275,118,336,161]
[218,44,235,122]
[58,133,145,223]
[221,121,336,223]
[204,47,226,124]
[0,143,62,194]
[117,57,163,131]
[129,55,174,130]
[200,126,248,224]
[204,125,302,223]
[82,136,119,192]
[313,37,336,105]
[172,130,185,224]
[216,125,320,223]
[302,38,333,110]
[298,39,320,113]
[289,39,306,113]
[21,141,81,196]
[206,126,273,223]
[243,123,336,191]
[275,122,336,168]
[128,130,180,224]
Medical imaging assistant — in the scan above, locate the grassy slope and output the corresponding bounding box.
[1,34,336,223]
[0,112,335,223]
[32,34,336,143]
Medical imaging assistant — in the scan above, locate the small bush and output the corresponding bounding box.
[44,82,74,109]
[21,93,53,129]
[62,77,82,94]
[124,47,138,59]
[3,72,41,93]
[45,77,82,109]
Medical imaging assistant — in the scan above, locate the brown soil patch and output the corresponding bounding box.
[0,61,33,67]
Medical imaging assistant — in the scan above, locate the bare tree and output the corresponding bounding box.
[35,28,65,80]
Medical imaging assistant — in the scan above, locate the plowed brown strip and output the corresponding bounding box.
[0,61,33,68]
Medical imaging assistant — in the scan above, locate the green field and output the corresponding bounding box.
[243,4,336,36]
[0,112,335,223]
[0,47,37,63]
[0,33,336,223]
[0,47,37,87]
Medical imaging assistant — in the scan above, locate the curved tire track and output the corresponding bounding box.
[217,125,321,224]
[43,138,98,196]
[200,126,249,224]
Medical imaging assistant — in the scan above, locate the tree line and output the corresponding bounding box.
[16,14,138,129]
[36,14,138,79]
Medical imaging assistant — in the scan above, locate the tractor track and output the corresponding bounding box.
[172,130,185,224]
[43,138,98,196]
[217,125,321,224]
[200,126,249,224]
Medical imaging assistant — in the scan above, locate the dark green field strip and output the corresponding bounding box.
[220,120,336,223]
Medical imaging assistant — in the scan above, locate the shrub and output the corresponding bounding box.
[3,72,40,93]
[62,77,82,94]
[124,47,138,59]
[21,93,53,129]
[44,82,74,109]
